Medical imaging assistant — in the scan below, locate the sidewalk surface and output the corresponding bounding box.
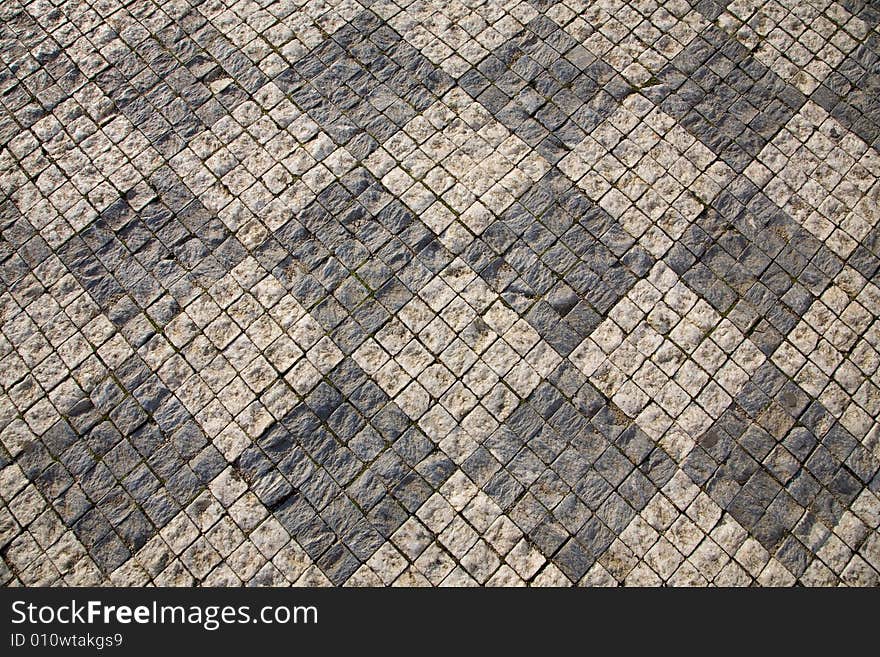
[1,0,879,587]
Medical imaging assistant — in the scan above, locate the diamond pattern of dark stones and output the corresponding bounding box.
[1,0,879,587]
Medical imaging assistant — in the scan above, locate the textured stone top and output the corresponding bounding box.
[1,0,879,587]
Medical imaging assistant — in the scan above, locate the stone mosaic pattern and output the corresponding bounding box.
[1,0,879,588]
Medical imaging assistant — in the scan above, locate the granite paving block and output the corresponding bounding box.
[1,0,879,587]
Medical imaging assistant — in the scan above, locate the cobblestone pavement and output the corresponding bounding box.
[1,0,880,587]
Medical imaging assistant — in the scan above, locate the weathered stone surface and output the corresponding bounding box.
[0,0,879,588]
